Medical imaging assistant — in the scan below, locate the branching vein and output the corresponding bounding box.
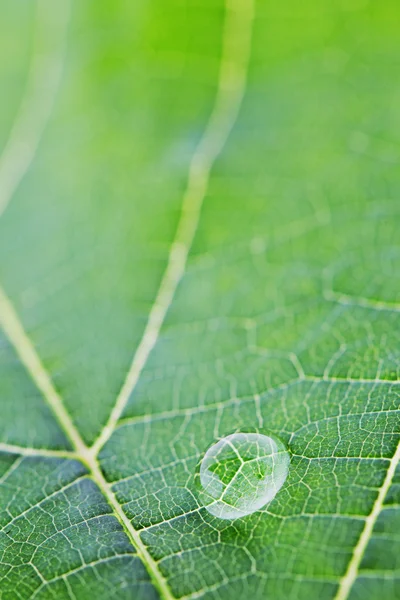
[0,0,255,598]
[0,287,88,455]
[91,0,255,456]
[334,439,400,600]
[324,289,400,313]
[0,285,174,600]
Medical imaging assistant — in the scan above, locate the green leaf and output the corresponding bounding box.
[0,0,399,599]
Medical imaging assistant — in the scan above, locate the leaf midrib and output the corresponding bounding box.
[0,285,174,600]
[0,1,399,599]
[0,0,255,597]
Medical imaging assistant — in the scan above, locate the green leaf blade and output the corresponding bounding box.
[0,0,399,598]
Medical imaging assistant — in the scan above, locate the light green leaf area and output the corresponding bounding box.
[0,0,399,599]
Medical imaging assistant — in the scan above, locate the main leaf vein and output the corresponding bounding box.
[0,0,255,598]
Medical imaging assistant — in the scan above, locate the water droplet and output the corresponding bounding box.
[196,431,290,520]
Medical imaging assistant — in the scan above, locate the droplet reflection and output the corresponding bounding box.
[196,431,290,520]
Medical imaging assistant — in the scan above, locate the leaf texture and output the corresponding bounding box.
[0,1,399,599]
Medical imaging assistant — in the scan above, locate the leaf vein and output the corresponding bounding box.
[0,0,70,219]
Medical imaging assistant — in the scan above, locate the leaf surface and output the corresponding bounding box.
[0,1,399,599]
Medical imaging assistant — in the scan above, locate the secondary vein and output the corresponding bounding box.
[91,0,256,457]
[0,284,174,600]
[0,0,255,598]
[0,442,78,460]
[0,287,88,455]
[334,439,400,600]
[0,0,70,218]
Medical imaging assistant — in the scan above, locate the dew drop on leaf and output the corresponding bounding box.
[196,431,290,520]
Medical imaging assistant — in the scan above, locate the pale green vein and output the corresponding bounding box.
[0,442,78,460]
[324,289,400,313]
[334,439,400,600]
[178,573,339,600]
[90,0,256,457]
[0,0,256,598]
[116,378,302,429]
[0,477,88,533]
[0,455,23,485]
[0,285,174,599]
[30,555,143,599]
[1,1,395,598]
[0,287,88,455]
[0,0,70,218]
[114,375,398,430]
